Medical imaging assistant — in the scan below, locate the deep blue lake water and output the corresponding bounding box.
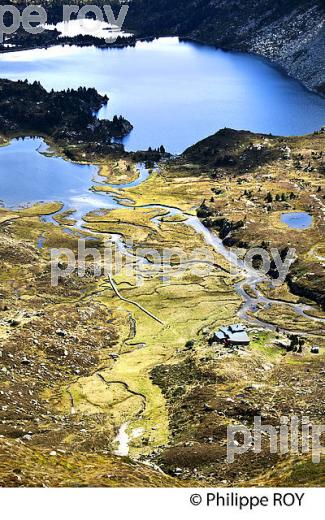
[0,37,325,153]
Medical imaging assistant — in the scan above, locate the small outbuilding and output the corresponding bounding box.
[211,323,250,346]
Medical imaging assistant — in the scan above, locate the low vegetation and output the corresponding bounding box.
[0,124,324,486]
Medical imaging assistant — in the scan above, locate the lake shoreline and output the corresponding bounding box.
[1,25,323,96]
[0,28,324,488]
[2,38,325,154]
[0,125,324,485]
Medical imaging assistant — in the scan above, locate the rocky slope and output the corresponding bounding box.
[0,130,324,486]
[127,0,325,92]
[183,127,325,308]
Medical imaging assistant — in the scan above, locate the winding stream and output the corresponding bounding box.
[0,36,324,464]
[186,216,325,332]
[1,136,323,335]
[1,136,324,458]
